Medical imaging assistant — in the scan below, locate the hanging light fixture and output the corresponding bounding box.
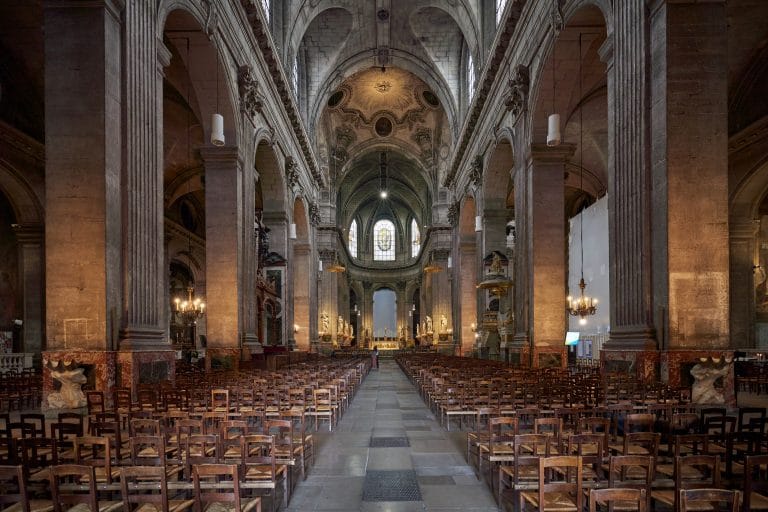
[379,151,388,199]
[475,215,483,232]
[174,38,206,330]
[211,50,225,146]
[326,252,346,273]
[288,223,297,240]
[423,251,443,273]
[547,35,561,146]
[566,33,597,325]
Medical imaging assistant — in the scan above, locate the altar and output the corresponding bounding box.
[374,338,403,350]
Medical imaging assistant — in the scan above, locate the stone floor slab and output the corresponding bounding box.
[362,470,422,502]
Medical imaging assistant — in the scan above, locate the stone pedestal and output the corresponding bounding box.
[601,348,660,384]
[42,350,117,410]
[205,347,242,372]
[116,350,176,398]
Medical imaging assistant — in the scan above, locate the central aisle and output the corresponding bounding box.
[286,359,499,511]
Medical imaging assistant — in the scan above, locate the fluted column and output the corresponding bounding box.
[44,0,122,351]
[201,146,243,353]
[13,224,44,363]
[649,0,729,349]
[241,152,258,347]
[120,1,169,349]
[599,1,657,351]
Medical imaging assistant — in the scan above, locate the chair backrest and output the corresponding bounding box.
[537,456,583,512]
[608,455,654,511]
[130,435,166,466]
[50,464,99,512]
[241,434,278,480]
[73,435,115,484]
[589,488,646,512]
[745,454,768,512]
[489,416,518,453]
[185,434,220,474]
[210,389,230,412]
[19,414,45,438]
[671,433,710,457]
[86,391,105,415]
[626,413,656,433]
[193,463,243,512]
[674,454,721,512]
[120,465,170,512]
[0,465,29,512]
[19,437,58,479]
[623,432,661,458]
[679,489,739,512]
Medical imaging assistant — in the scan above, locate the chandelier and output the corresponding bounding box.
[174,285,205,325]
[326,252,346,273]
[423,251,442,273]
[566,33,597,325]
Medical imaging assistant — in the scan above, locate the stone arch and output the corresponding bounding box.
[0,162,43,225]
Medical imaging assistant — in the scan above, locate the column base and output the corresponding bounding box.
[603,326,657,351]
[118,326,167,351]
[601,348,660,384]
[205,347,242,372]
[532,345,566,368]
[42,350,117,411]
[117,350,176,398]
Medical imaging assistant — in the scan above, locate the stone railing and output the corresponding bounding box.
[0,352,34,374]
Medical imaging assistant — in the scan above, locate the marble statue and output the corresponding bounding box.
[416,323,421,337]
[440,314,447,332]
[320,312,329,334]
[425,315,433,333]
[690,363,730,404]
[48,367,87,409]
[337,315,344,334]
[490,253,504,274]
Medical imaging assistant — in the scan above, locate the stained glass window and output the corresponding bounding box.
[467,53,476,100]
[348,219,358,259]
[411,219,421,258]
[373,220,395,261]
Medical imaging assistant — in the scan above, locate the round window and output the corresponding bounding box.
[374,117,393,137]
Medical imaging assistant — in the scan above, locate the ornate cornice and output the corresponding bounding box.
[442,0,526,188]
[447,201,460,227]
[308,200,321,226]
[468,154,483,187]
[238,0,323,188]
[285,156,300,191]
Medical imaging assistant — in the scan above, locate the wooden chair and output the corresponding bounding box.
[192,463,261,512]
[0,464,53,512]
[498,433,551,508]
[19,437,58,482]
[49,464,122,512]
[478,415,518,489]
[279,408,313,479]
[308,389,334,432]
[73,436,120,485]
[679,489,740,512]
[588,488,646,512]
[210,389,230,413]
[607,455,654,512]
[184,434,220,479]
[744,454,768,511]
[120,465,194,512]
[240,434,288,512]
[652,455,721,512]
[519,455,583,512]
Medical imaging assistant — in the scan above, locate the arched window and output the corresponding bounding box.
[348,219,358,259]
[261,0,270,23]
[373,219,396,261]
[411,219,421,258]
[467,53,476,100]
[496,0,508,25]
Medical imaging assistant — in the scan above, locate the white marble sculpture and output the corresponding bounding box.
[425,315,433,333]
[690,363,730,404]
[48,367,88,409]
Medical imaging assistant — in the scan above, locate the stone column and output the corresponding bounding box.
[201,146,243,369]
[483,208,509,257]
[241,153,259,350]
[730,219,759,348]
[427,250,452,349]
[43,0,122,406]
[292,242,311,350]
[13,224,44,365]
[649,0,729,349]
[598,2,657,356]
[520,144,573,367]
[458,235,477,355]
[44,0,122,352]
[317,250,339,350]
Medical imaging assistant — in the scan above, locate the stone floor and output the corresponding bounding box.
[286,359,499,511]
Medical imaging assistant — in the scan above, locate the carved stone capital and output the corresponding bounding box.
[504,65,529,119]
[238,65,263,120]
[447,201,460,227]
[308,201,321,226]
[285,156,300,190]
[468,154,483,187]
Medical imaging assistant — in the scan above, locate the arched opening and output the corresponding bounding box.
[373,288,397,341]
[0,190,19,351]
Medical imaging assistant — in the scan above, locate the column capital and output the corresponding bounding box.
[529,143,576,164]
[730,218,760,239]
[12,223,44,244]
[199,145,241,168]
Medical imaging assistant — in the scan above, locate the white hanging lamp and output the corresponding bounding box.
[475,215,483,232]
[546,38,561,147]
[288,223,297,240]
[211,60,225,146]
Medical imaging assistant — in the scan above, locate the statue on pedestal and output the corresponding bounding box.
[416,323,421,337]
[320,312,329,334]
[425,315,433,333]
[47,364,87,409]
[690,362,730,404]
[440,314,447,333]
[337,315,344,334]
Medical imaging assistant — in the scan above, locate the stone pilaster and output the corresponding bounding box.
[730,219,759,348]
[13,224,44,365]
[43,0,123,352]
[119,1,168,350]
[521,144,573,367]
[649,0,729,349]
[317,250,339,350]
[292,241,311,350]
[201,146,243,354]
[458,236,478,356]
